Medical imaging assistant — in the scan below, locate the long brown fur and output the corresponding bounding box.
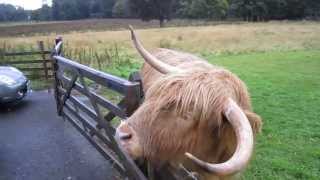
[127,48,262,179]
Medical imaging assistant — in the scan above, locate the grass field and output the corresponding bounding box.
[207,51,320,179]
[1,21,320,53]
[0,20,319,179]
[0,18,241,37]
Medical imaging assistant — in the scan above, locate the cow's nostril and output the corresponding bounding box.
[120,133,132,140]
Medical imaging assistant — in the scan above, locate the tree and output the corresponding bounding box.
[51,0,90,20]
[31,5,52,21]
[102,0,116,17]
[0,4,28,22]
[229,0,268,21]
[75,0,90,19]
[262,0,287,20]
[59,0,80,20]
[2,0,320,22]
[112,0,133,18]
[90,0,104,18]
[129,0,177,27]
[178,0,229,19]
[51,0,61,20]
[228,0,320,21]
[304,0,320,19]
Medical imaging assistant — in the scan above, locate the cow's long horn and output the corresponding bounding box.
[129,25,182,74]
[185,98,254,176]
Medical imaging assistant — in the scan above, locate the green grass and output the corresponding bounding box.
[29,80,53,90]
[203,50,320,179]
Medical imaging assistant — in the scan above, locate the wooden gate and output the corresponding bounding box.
[51,38,199,180]
[51,39,147,180]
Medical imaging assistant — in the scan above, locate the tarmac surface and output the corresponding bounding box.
[0,91,115,180]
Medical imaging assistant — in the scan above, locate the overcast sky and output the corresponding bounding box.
[0,0,52,10]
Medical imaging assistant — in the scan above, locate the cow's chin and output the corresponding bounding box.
[115,121,143,160]
[120,140,143,160]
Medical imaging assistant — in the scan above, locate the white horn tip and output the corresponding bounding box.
[185,152,207,166]
[128,25,134,32]
[185,152,193,159]
[128,25,136,40]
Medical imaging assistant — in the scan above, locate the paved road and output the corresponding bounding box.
[0,91,115,180]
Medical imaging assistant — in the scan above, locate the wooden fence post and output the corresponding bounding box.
[52,37,63,114]
[38,41,49,81]
[0,49,4,60]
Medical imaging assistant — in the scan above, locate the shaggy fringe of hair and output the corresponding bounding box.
[144,64,257,125]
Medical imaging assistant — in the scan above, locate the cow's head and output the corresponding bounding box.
[115,26,259,176]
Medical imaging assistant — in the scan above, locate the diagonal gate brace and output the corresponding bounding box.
[58,73,78,115]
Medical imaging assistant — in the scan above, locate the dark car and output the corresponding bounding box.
[0,66,30,104]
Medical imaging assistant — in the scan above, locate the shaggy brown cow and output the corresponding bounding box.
[115,26,262,180]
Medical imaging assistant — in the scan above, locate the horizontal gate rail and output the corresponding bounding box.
[52,38,147,180]
[1,50,51,56]
[17,67,53,71]
[0,59,52,65]
[54,56,135,94]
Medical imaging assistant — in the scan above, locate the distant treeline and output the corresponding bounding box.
[1,0,319,25]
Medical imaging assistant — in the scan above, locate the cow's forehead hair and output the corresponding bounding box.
[143,69,237,125]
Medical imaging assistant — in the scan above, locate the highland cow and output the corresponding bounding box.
[115,26,262,180]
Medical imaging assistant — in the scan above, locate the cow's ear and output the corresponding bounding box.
[244,110,262,134]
